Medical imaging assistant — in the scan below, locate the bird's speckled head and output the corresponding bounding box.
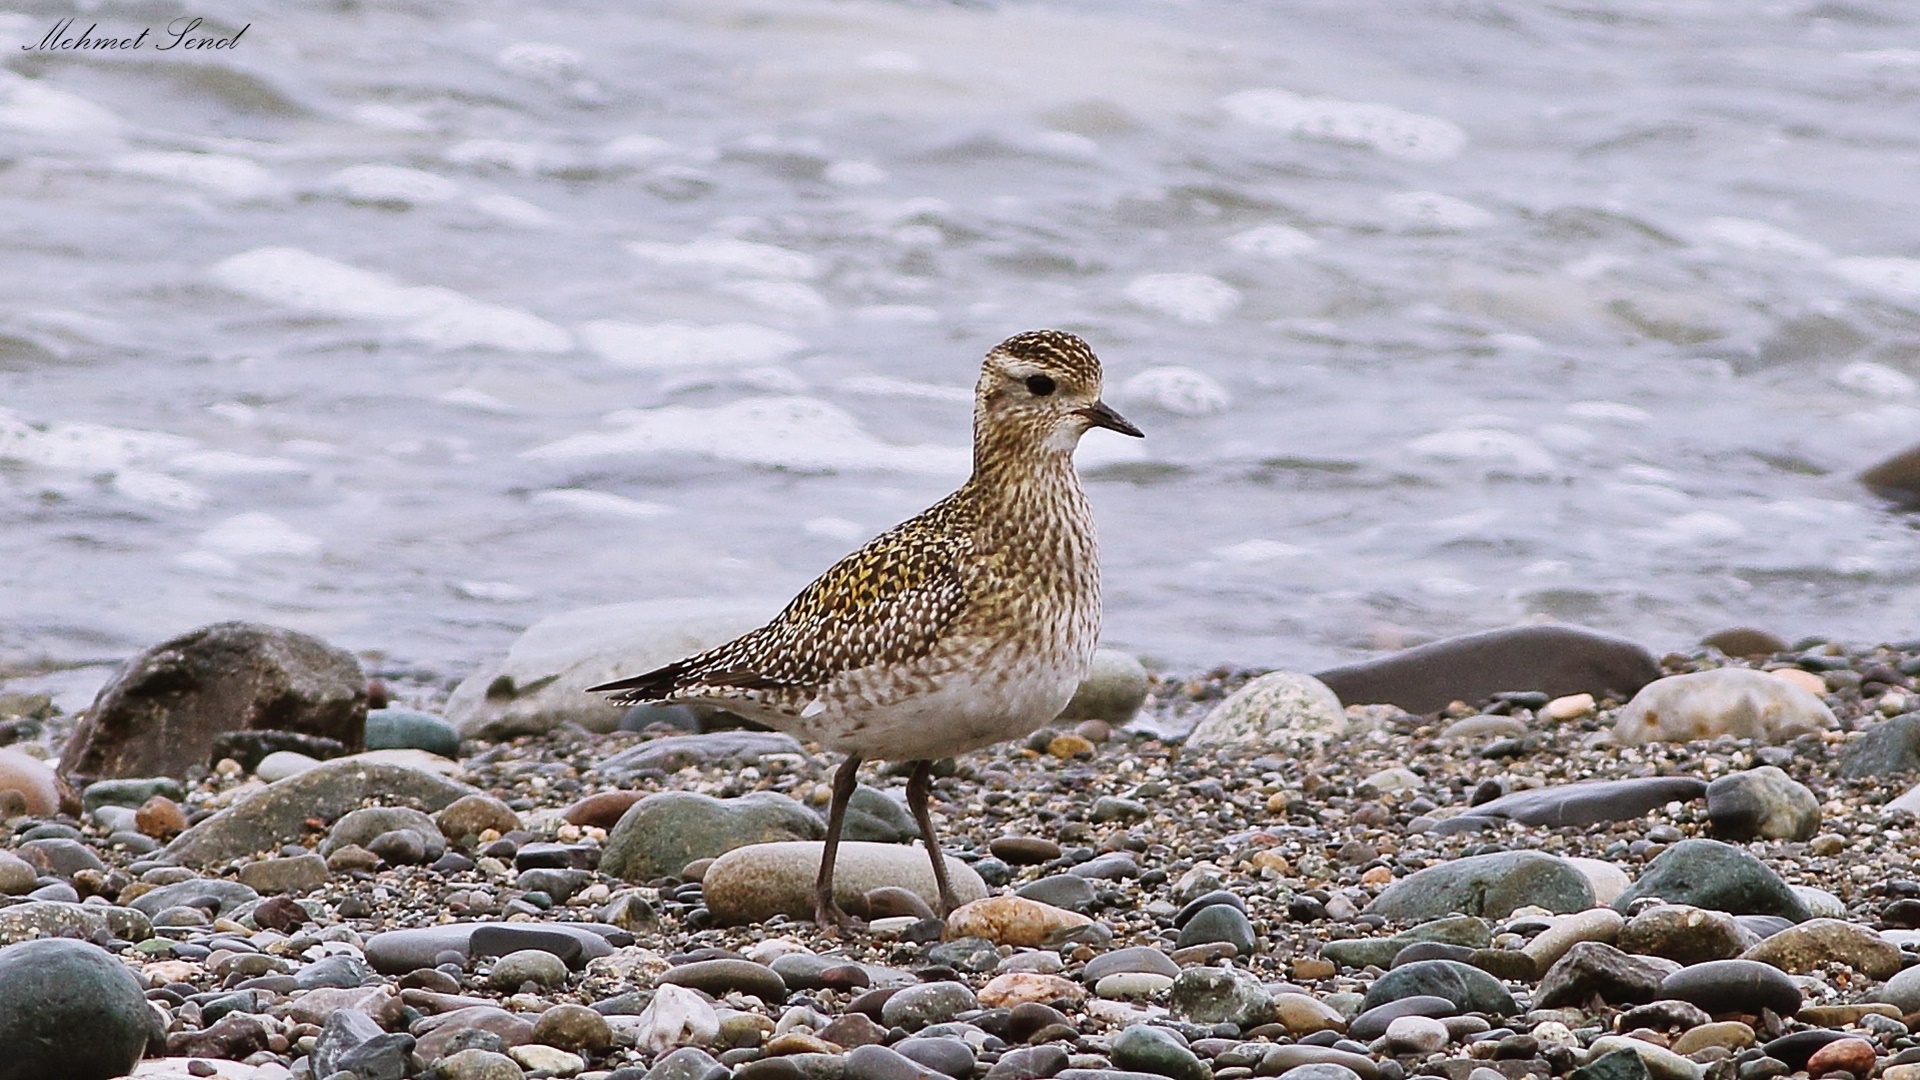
[974,330,1142,464]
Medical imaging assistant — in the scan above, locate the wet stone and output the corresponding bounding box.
[661,957,789,1001]
[1657,959,1802,1018]
[1360,960,1516,1016]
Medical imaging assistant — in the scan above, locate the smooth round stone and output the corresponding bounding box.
[1657,959,1802,1017]
[323,806,446,862]
[0,748,61,816]
[1272,992,1349,1036]
[435,1047,528,1080]
[1085,945,1181,983]
[0,937,152,1080]
[846,1044,944,1080]
[947,895,1093,947]
[1584,1037,1700,1080]
[881,981,978,1031]
[1670,1021,1757,1057]
[1070,851,1141,880]
[1272,1066,1362,1080]
[1619,904,1755,965]
[1348,996,1457,1041]
[0,853,34,895]
[1097,972,1175,998]
[704,841,985,925]
[1382,1015,1449,1054]
[599,790,823,883]
[490,948,571,990]
[1169,965,1274,1029]
[1739,917,1902,980]
[1188,671,1346,747]
[1016,874,1098,914]
[990,836,1063,865]
[1173,891,1248,927]
[364,707,461,757]
[532,1002,614,1053]
[1612,839,1811,922]
[1259,1045,1379,1080]
[1805,1037,1877,1077]
[1365,851,1593,921]
[895,1035,977,1078]
[1112,1023,1209,1080]
[1392,942,1472,967]
[255,750,320,782]
[510,1043,584,1075]
[1523,907,1626,972]
[661,958,788,1002]
[1877,964,1920,1012]
[437,794,522,841]
[1706,767,1820,842]
[1176,903,1258,954]
[647,1046,729,1080]
[1615,667,1837,744]
[1359,960,1515,1016]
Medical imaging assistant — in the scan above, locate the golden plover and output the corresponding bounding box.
[590,329,1142,928]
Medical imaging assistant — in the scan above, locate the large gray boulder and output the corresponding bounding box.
[58,621,366,782]
[1316,624,1659,714]
[159,757,475,866]
[446,600,772,740]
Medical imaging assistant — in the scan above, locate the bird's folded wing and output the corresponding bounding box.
[591,501,975,705]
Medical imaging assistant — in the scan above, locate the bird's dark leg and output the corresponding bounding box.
[815,753,864,932]
[907,758,961,918]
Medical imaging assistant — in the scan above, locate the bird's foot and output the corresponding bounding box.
[936,888,963,921]
[813,897,867,936]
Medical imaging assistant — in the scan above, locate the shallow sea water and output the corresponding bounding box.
[4,0,1920,705]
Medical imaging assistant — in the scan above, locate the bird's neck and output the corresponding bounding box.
[967,436,1080,502]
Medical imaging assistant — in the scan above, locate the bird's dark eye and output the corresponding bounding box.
[1025,374,1056,397]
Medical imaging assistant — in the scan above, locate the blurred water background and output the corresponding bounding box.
[4,0,1920,707]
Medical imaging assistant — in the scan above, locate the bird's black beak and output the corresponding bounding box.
[1077,400,1144,438]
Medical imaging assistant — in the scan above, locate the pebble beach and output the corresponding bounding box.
[8,620,1920,1080]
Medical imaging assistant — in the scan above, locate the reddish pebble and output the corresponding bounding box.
[563,790,645,829]
[1807,1038,1877,1078]
[136,795,188,838]
[1074,719,1112,743]
[0,748,60,817]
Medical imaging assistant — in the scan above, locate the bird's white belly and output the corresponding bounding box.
[811,653,1084,761]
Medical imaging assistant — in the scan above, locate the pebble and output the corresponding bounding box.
[1360,959,1516,1015]
[1705,767,1821,841]
[880,981,978,1031]
[1739,916,1902,979]
[0,938,152,1080]
[702,842,986,925]
[1187,672,1347,746]
[1618,904,1755,965]
[1311,623,1659,714]
[1175,902,1258,954]
[1111,1023,1209,1080]
[1611,839,1812,921]
[1522,907,1625,972]
[1381,1014,1450,1054]
[946,895,1092,947]
[990,836,1062,864]
[1365,851,1593,921]
[1169,965,1274,1028]
[978,971,1085,1007]
[1613,668,1836,744]
[1656,958,1803,1017]
[661,958,789,1002]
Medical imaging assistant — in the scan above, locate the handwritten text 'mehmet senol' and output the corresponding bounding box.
[22,17,249,51]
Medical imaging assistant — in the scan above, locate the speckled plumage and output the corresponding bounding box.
[590,329,1141,926]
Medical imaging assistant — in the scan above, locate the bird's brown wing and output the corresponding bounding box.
[588,494,977,708]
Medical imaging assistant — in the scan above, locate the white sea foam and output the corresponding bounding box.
[522,396,969,474]
[628,237,819,279]
[1697,217,1830,260]
[530,489,674,518]
[1633,510,1745,546]
[1383,191,1494,230]
[112,470,209,510]
[1119,366,1230,416]
[804,516,867,542]
[1831,257,1920,299]
[837,375,973,403]
[1834,361,1918,398]
[469,193,555,227]
[1225,224,1319,258]
[853,304,940,324]
[825,161,888,186]
[580,320,805,369]
[436,387,519,413]
[1567,401,1653,425]
[1408,428,1556,475]
[112,152,276,198]
[325,164,461,205]
[1213,538,1308,563]
[1221,89,1467,162]
[0,73,121,136]
[169,450,307,475]
[198,512,322,557]
[453,580,534,602]
[0,410,194,469]
[210,247,573,353]
[1123,273,1242,324]
[446,139,553,174]
[497,42,584,80]
[350,103,434,132]
[719,280,833,321]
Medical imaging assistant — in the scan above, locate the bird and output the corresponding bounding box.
[588,329,1142,929]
